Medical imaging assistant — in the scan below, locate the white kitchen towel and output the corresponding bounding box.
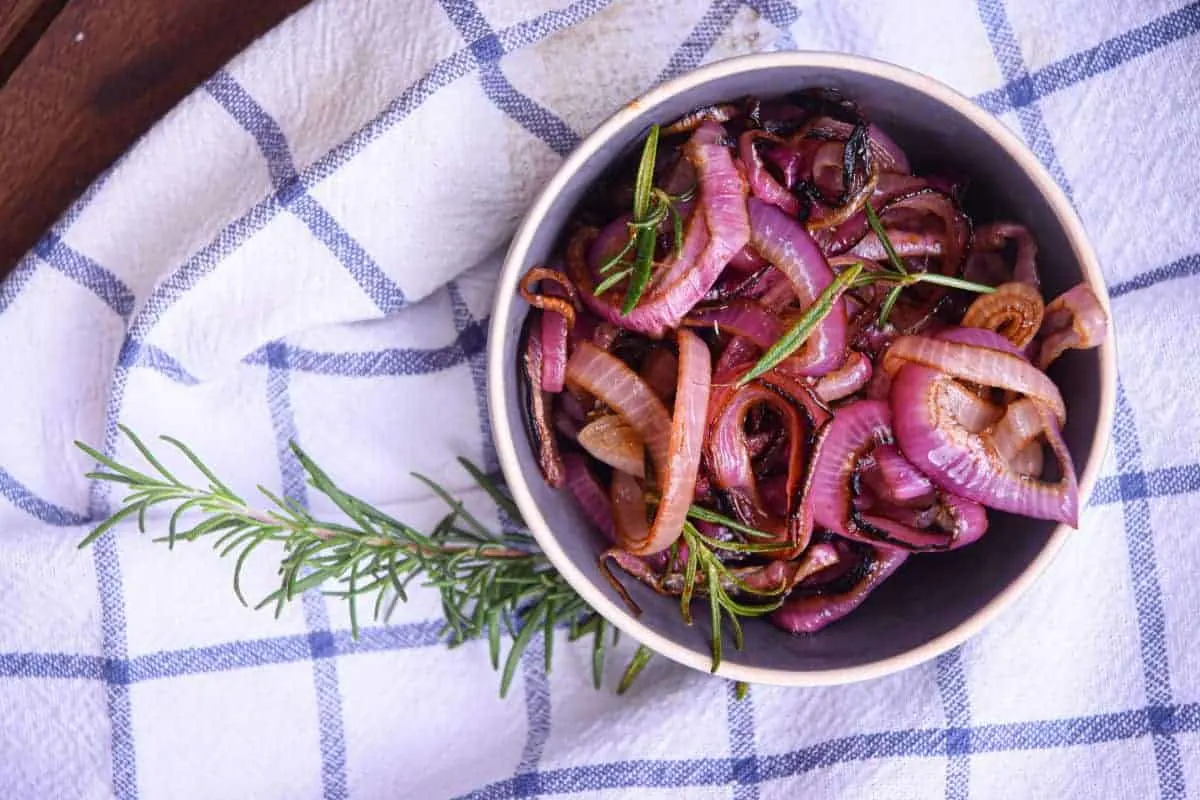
[1,0,1198,798]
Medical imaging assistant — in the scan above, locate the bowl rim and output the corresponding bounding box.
[487,51,1118,686]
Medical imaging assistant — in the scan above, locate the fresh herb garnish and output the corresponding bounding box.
[77,427,639,698]
[738,263,864,385]
[595,125,695,314]
[860,200,995,327]
[679,522,785,672]
[739,203,996,382]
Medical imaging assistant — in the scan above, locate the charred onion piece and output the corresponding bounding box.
[962,281,1045,349]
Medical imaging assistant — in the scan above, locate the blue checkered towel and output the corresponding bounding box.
[2,0,1198,797]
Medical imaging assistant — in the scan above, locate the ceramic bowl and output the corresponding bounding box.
[487,52,1116,686]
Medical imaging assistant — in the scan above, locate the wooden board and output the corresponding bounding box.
[0,0,312,277]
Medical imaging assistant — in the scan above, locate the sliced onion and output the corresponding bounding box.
[807,399,894,537]
[649,204,708,292]
[1036,283,1108,370]
[728,244,768,273]
[891,363,1079,525]
[850,230,944,261]
[962,281,1045,349]
[805,399,978,550]
[517,268,578,393]
[637,329,712,554]
[685,298,783,347]
[706,380,810,553]
[565,341,672,467]
[664,103,741,135]
[859,444,935,507]
[882,332,1066,424]
[578,331,711,554]
[771,543,908,633]
[975,222,1039,287]
[991,397,1045,462]
[740,130,801,216]
[518,267,578,330]
[763,142,807,190]
[578,415,646,478]
[813,351,872,402]
[563,453,614,541]
[540,283,571,392]
[520,314,565,487]
[1011,441,1045,477]
[568,122,749,338]
[747,197,848,377]
[732,543,840,595]
[852,493,988,552]
[813,174,929,255]
[610,470,649,547]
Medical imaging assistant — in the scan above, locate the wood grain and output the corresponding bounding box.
[0,0,67,87]
[0,0,312,277]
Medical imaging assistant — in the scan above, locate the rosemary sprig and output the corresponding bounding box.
[596,126,695,314]
[678,522,785,672]
[859,200,995,327]
[738,204,997,381]
[738,263,864,385]
[77,427,633,698]
[621,123,662,315]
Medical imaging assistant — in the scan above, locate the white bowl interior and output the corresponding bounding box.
[489,55,1115,685]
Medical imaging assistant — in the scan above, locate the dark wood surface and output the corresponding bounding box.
[0,0,312,277]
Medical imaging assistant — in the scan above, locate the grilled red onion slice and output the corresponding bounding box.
[730,543,840,595]
[1036,283,1108,370]
[891,362,1079,525]
[639,328,712,554]
[812,351,873,402]
[813,174,930,255]
[577,415,646,477]
[517,268,578,392]
[728,244,768,273]
[609,470,650,547]
[563,453,614,541]
[806,399,891,537]
[521,314,565,487]
[569,122,749,338]
[747,197,848,376]
[740,130,801,216]
[962,281,1045,350]
[570,332,710,554]
[882,331,1066,424]
[706,380,810,552]
[852,493,988,552]
[806,399,985,550]
[771,543,909,634]
[685,298,783,347]
[540,282,571,392]
[974,222,1039,287]
[565,341,672,467]
[859,444,935,507]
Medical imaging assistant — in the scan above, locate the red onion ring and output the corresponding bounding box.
[521,314,566,487]
[890,362,1079,525]
[771,543,909,633]
[740,130,801,216]
[706,380,810,554]
[568,122,749,338]
[563,453,615,541]
[1036,283,1108,370]
[882,332,1066,424]
[747,197,848,377]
